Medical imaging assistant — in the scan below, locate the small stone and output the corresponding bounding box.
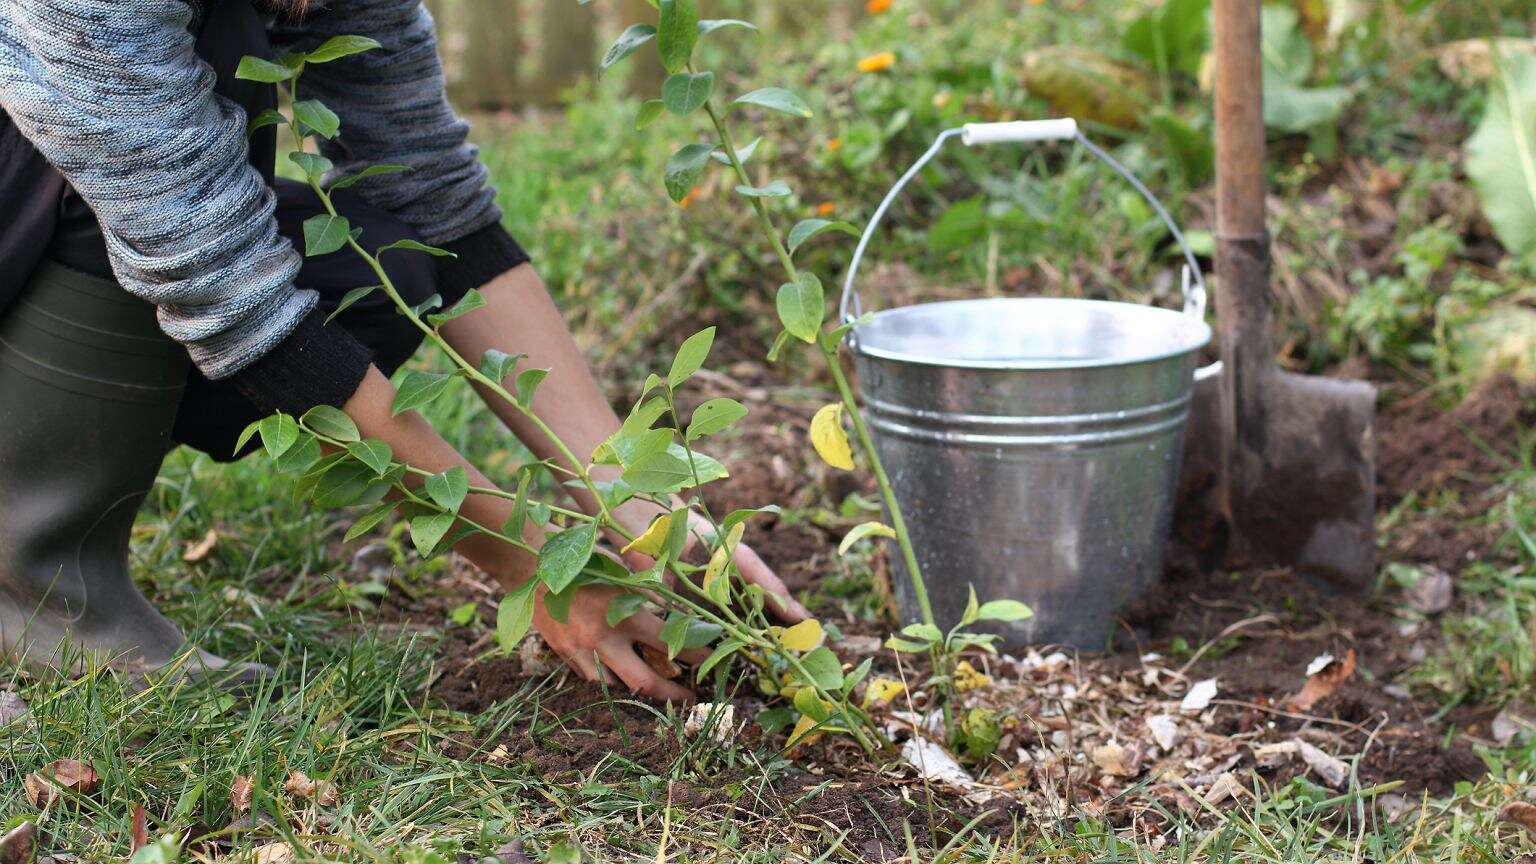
[1092,742,1130,776]
[683,703,737,744]
[350,542,392,575]
[1404,565,1454,614]
[0,691,30,728]
[1180,678,1218,713]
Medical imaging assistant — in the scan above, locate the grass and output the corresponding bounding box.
[7,0,1536,860]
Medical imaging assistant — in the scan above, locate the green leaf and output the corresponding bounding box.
[976,598,1034,622]
[735,181,791,198]
[314,461,378,508]
[302,213,350,256]
[503,467,536,536]
[697,18,757,38]
[301,404,359,442]
[883,636,932,653]
[515,367,549,407]
[711,136,760,166]
[1259,4,1351,132]
[696,638,746,680]
[344,500,397,542]
[346,439,393,476]
[730,87,813,118]
[536,524,599,593]
[480,348,523,382]
[603,427,673,468]
[325,284,379,325]
[928,197,986,253]
[427,289,486,327]
[1468,52,1536,254]
[901,622,943,643]
[378,238,456,257]
[292,99,340,139]
[842,657,873,696]
[798,646,844,690]
[685,397,747,440]
[258,413,301,458]
[775,272,824,342]
[600,23,656,74]
[496,581,538,650]
[305,34,382,63]
[425,466,469,514]
[1121,0,1209,77]
[288,151,333,179]
[660,614,721,659]
[664,143,714,202]
[235,55,294,83]
[391,370,454,416]
[412,294,442,316]
[787,218,860,254]
[275,436,323,474]
[656,0,699,73]
[767,329,792,363]
[668,326,715,386]
[620,451,693,493]
[328,163,411,189]
[605,593,649,627]
[635,99,666,130]
[235,419,263,454]
[669,444,727,484]
[248,108,285,136]
[661,71,714,116]
[837,520,895,555]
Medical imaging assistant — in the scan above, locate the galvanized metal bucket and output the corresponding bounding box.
[840,119,1216,650]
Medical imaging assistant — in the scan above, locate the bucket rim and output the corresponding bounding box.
[849,296,1212,371]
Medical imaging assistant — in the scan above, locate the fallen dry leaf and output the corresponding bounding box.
[486,745,510,766]
[1091,742,1131,777]
[131,803,148,852]
[0,822,35,864]
[481,840,535,864]
[683,703,737,744]
[182,528,219,562]
[23,759,100,807]
[1146,714,1182,751]
[282,770,339,806]
[231,775,254,813]
[638,644,680,679]
[1296,740,1349,788]
[1500,801,1536,834]
[254,841,295,864]
[1204,772,1244,805]
[1283,649,1356,712]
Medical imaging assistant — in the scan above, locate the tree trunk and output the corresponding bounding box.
[533,0,597,103]
[619,0,666,98]
[434,0,524,111]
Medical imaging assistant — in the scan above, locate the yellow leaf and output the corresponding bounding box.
[810,404,854,470]
[954,660,991,693]
[182,528,218,562]
[778,619,823,652]
[786,714,823,748]
[1022,46,1154,130]
[621,513,672,557]
[702,522,744,600]
[838,521,896,555]
[862,677,906,708]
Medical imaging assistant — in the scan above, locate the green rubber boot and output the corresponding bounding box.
[0,262,270,689]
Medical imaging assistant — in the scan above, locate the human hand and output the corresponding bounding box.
[612,504,810,623]
[531,580,704,703]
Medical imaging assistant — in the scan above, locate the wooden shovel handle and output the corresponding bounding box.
[1213,0,1266,238]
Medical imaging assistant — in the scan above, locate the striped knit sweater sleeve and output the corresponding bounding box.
[0,0,525,416]
[269,0,528,294]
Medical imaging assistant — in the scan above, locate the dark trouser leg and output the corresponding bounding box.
[172,178,440,461]
[0,263,267,684]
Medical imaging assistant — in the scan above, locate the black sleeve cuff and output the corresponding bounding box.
[436,222,531,305]
[229,306,375,417]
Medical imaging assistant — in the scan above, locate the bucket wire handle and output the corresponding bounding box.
[838,118,1210,333]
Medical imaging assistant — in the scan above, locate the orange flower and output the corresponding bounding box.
[865,0,892,12]
[857,51,896,74]
[826,137,842,151]
[816,201,837,216]
[679,186,704,207]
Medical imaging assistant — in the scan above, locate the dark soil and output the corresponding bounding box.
[352,361,1531,844]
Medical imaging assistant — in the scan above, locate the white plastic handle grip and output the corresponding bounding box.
[960,118,1079,146]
